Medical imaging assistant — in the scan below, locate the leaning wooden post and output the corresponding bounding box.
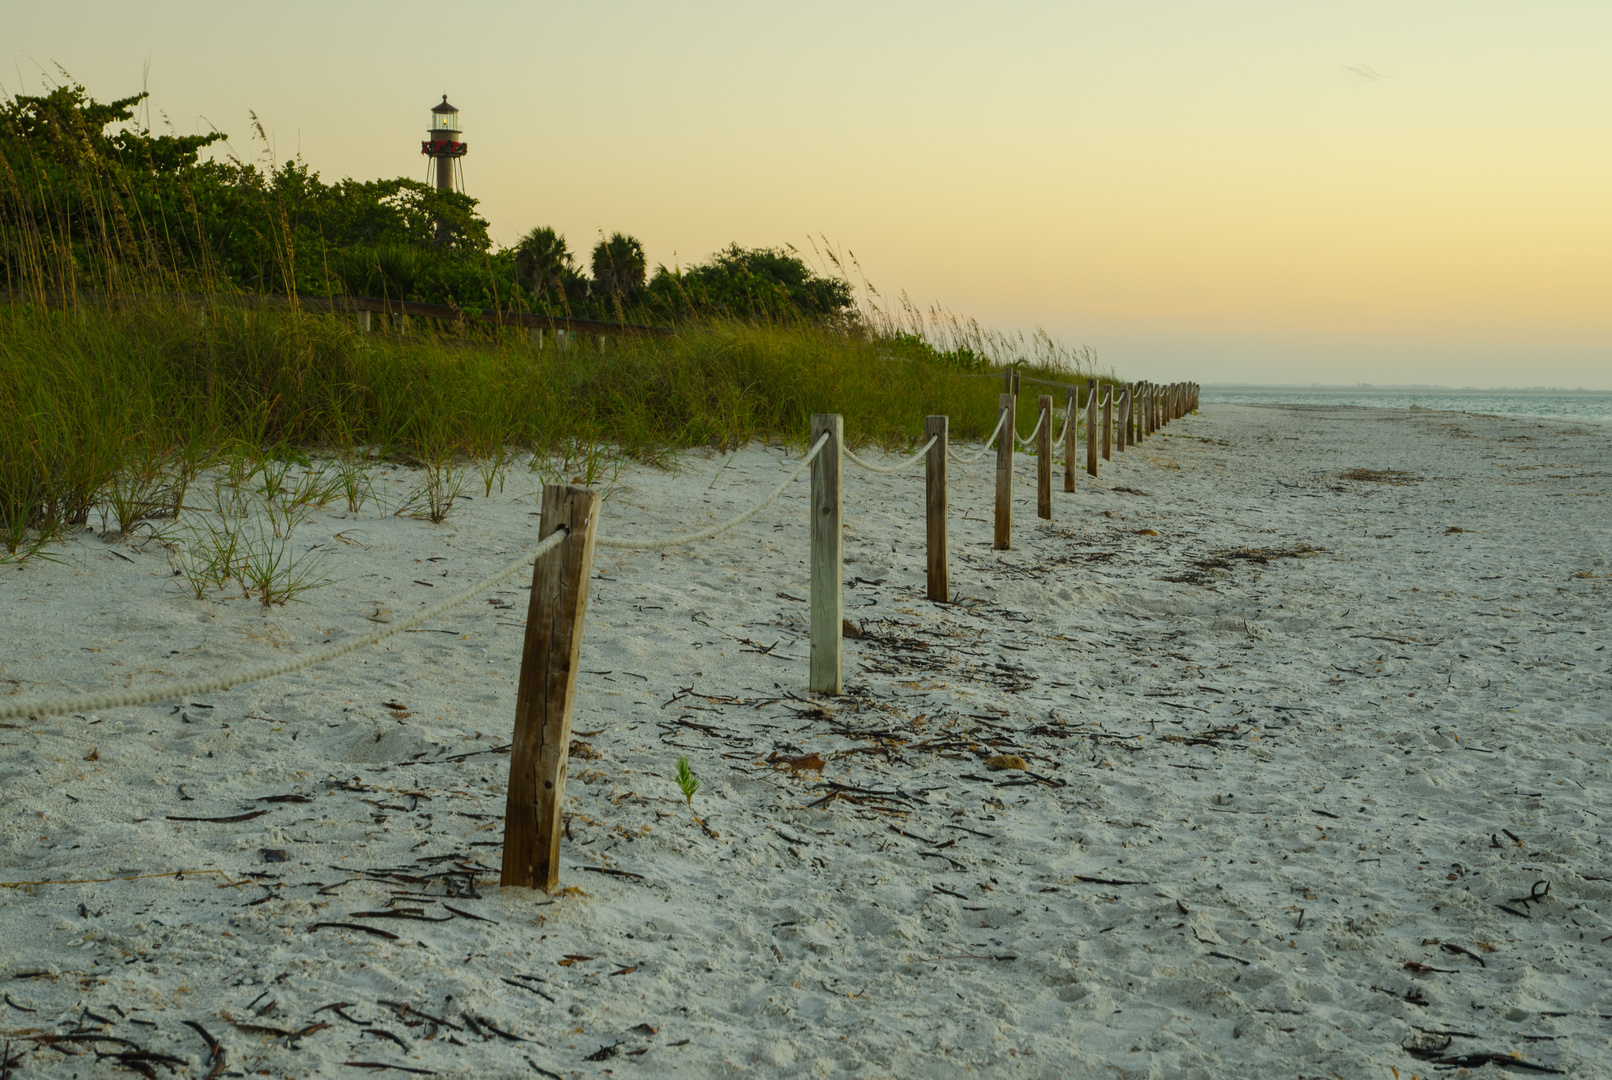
[994,393,1014,550]
[1063,387,1078,492]
[809,413,843,695]
[501,484,600,892]
[925,415,949,602]
[1085,378,1098,477]
[1036,395,1053,519]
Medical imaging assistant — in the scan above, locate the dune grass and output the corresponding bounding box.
[0,298,1099,562]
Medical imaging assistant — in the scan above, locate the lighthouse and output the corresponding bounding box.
[421,95,467,193]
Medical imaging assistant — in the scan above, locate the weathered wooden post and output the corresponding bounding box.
[1063,386,1078,492]
[529,327,544,349]
[1102,385,1113,462]
[1036,395,1053,520]
[925,415,948,602]
[1085,378,1098,477]
[994,394,1014,550]
[501,484,600,892]
[810,413,843,695]
[1117,385,1131,452]
[357,307,371,333]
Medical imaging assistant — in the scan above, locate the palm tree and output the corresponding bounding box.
[513,226,574,301]
[591,232,647,302]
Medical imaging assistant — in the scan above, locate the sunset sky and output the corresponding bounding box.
[10,1,1609,387]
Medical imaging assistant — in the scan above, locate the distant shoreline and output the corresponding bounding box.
[1199,387,1612,424]
[1201,384,1612,395]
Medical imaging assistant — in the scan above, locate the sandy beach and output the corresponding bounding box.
[2,403,1609,1078]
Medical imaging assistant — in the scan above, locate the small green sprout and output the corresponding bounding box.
[674,755,699,806]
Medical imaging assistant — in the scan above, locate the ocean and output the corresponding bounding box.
[1200,387,1612,424]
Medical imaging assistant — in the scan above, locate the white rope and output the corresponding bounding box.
[947,411,1009,465]
[1056,407,1072,447]
[1013,410,1046,448]
[0,529,570,721]
[842,435,938,475]
[594,433,829,551]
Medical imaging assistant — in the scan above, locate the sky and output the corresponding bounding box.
[10,1,1610,387]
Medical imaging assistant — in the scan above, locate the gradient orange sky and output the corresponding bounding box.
[12,1,1610,387]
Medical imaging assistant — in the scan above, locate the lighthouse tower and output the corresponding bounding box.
[421,95,467,193]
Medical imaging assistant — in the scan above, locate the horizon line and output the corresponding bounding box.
[1200,383,1612,394]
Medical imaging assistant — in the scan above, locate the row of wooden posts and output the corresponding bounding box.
[499,377,1198,892]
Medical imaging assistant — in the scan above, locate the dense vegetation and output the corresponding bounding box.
[0,83,854,323]
[0,80,1108,565]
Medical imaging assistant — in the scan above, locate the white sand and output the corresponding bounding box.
[2,404,1609,1078]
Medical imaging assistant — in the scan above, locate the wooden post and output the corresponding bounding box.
[1036,395,1052,519]
[501,484,600,892]
[357,308,371,333]
[529,327,544,349]
[925,415,948,602]
[1085,378,1098,477]
[994,393,1013,550]
[809,413,843,695]
[1117,385,1130,452]
[1063,387,1078,492]
[1102,386,1113,461]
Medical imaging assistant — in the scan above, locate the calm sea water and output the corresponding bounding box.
[1200,389,1612,425]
